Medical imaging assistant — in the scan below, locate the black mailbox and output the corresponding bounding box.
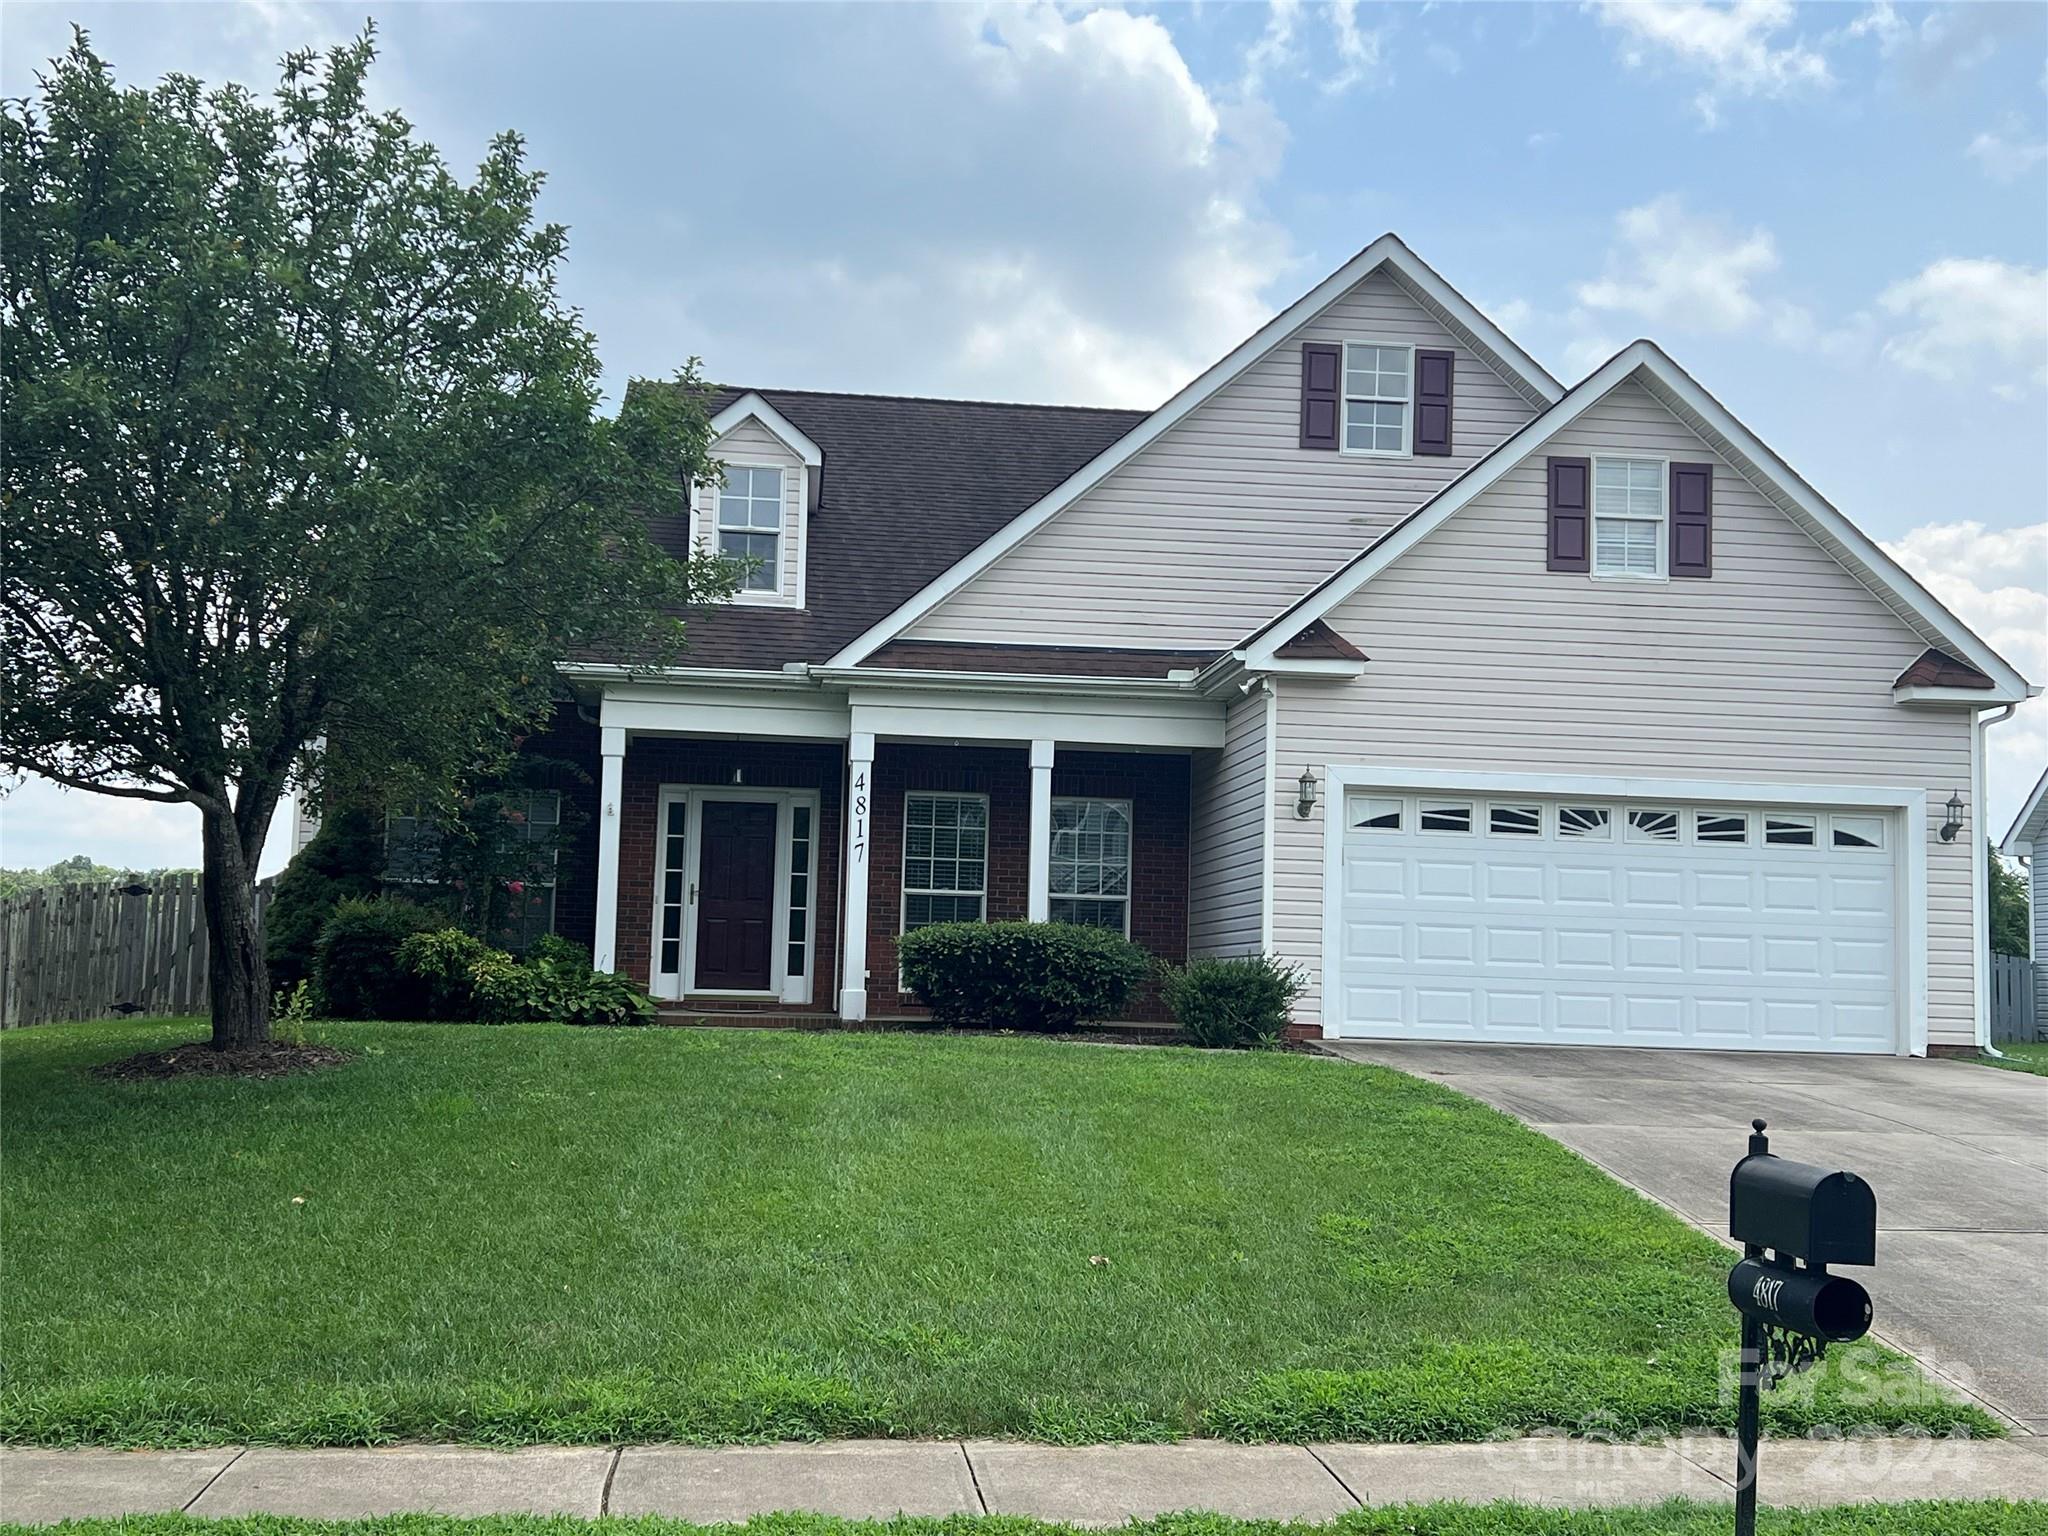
[1729,1146,1876,1267]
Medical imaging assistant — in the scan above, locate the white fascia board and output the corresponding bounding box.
[708,393,822,468]
[1242,341,2036,699]
[2003,766,2048,853]
[1895,684,2038,706]
[1257,658,1366,677]
[809,665,1195,699]
[821,234,1562,671]
[556,662,818,691]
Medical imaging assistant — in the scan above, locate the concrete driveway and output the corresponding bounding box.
[1322,1042,2048,1434]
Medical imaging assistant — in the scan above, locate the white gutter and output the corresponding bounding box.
[1975,702,2018,1053]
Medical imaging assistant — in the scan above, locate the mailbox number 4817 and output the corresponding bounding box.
[1750,1272,1785,1313]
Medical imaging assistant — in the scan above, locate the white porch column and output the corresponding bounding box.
[592,725,626,974]
[1028,738,1055,923]
[839,731,876,1020]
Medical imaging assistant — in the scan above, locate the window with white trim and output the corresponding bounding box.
[716,466,784,593]
[902,793,987,931]
[501,791,562,950]
[1342,343,1411,455]
[1418,800,1473,834]
[1050,798,1132,933]
[1592,457,1665,578]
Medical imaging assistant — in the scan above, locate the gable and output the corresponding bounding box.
[901,267,1541,652]
[1243,344,2032,701]
[1322,379,1946,695]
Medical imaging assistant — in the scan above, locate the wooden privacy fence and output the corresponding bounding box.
[0,875,272,1029]
[1989,952,2041,1045]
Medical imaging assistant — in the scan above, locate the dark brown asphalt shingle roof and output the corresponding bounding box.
[638,388,1147,672]
[1895,647,1995,690]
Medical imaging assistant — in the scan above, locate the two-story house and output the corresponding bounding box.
[469,234,2036,1054]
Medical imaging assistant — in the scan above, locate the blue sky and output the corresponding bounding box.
[3,0,2044,873]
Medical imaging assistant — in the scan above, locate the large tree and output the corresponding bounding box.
[2,30,736,1049]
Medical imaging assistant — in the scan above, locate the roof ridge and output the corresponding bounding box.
[715,383,1151,416]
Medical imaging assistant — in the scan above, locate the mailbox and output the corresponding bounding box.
[1729,1143,1876,1267]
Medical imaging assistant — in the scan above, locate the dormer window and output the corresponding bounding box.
[717,466,785,593]
[1342,342,1412,455]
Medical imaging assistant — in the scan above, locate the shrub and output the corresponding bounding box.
[396,928,496,1020]
[1160,953,1306,1049]
[316,897,441,1018]
[264,806,387,992]
[897,921,1149,1031]
[396,925,654,1026]
[561,969,657,1027]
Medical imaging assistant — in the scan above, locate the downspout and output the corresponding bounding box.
[1976,702,2018,1056]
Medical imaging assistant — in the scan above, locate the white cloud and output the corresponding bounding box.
[1245,0,1391,99]
[1879,258,2048,393]
[0,776,295,878]
[1574,196,1780,332]
[1881,520,2048,833]
[1593,0,1831,125]
[1966,123,2048,183]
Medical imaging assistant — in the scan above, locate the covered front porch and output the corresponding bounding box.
[574,669,1223,1021]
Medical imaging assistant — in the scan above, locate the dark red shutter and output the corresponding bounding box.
[1300,343,1341,450]
[1670,461,1713,578]
[1546,456,1591,572]
[1413,348,1454,456]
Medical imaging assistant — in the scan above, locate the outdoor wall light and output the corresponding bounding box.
[1295,767,1320,820]
[1939,789,1965,842]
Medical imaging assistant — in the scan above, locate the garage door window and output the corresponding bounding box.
[1832,815,1884,850]
[1696,811,1749,843]
[1765,814,1817,847]
[1350,796,1403,831]
[1490,804,1541,837]
[1418,801,1473,834]
[1559,805,1611,839]
[1627,808,1680,843]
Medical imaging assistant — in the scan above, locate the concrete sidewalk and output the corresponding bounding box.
[5,1436,2045,1524]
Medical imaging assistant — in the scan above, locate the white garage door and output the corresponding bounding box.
[1330,790,1900,1053]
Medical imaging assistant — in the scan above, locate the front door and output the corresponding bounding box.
[693,800,777,991]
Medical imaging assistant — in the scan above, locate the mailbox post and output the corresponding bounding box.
[1725,1120,1877,1536]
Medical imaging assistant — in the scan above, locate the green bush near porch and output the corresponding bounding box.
[0,1019,1996,1448]
[897,920,1149,1030]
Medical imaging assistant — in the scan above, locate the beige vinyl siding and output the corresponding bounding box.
[1189,685,1270,956]
[701,418,803,605]
[1269,380,1978,1047]
[908,269,1538,650]
[2033,860,2048,1037]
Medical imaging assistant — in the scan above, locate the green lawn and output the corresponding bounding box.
[5,1508,2045,1536]
[0,1020,1992,1448]
[1980,1042,2048,1076]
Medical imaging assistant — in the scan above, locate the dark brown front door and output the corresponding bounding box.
[694,800,777,991]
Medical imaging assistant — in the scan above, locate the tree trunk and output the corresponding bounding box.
[201,806,269,1049]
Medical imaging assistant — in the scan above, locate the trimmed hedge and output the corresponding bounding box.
[1160,952,1306,1049]
[897,920,1149,1031]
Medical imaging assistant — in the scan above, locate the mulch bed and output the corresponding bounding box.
[94,1041,355,1081]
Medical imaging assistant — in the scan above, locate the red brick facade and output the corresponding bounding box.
[549,733,1193,1022]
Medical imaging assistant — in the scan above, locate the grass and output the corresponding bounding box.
[3,1509,2045,1536]
[0,1019,1995,1448]
[1979,1042,2048,1077]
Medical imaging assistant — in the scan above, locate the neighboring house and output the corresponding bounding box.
[520,234,2030,1054]
[2000,767,2048,1040]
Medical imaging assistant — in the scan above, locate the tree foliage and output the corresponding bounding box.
[1991,841,2030,958]
[1,29,737,1045]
